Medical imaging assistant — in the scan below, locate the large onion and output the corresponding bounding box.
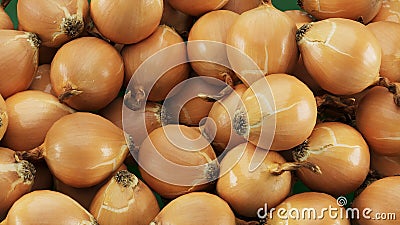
[168,0,229,16]
[17,0,89,47]
[0,7,13,29]
[222,0,260,14]
[0,94,7,140]
[372,0,400,23]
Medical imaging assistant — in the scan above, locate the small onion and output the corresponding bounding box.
[297,18,381,95]
[167,0,229,16]
[356,85,400,156]
[122,25,189,103]
[371,152,400,177]
[222,0,260,14]
[226,2,298,84]
[28,64,54,94]
[0,94,7,140]
[17,0,89,47]
[17,112,129,188]
[50,37,124,111]
[293,122,370,196]
[161,0,193,38]
[367,21,400,82]
[0,7,13,29]
[0,147,36,220]
[90,0,163,44]
[352,176,400,225]
[217,142,321,218]
[90,170,160,225]
[2,90,75,151]
[372,0,400,23]
[0,30,40,98]
[233,74,317,150]
[267,192,350,225]
[284,10,313,28]
[188,10,239,85]
[138,124,218,199]
[1,190,98,225]
[298,0,382,24]
[150,192,236,225]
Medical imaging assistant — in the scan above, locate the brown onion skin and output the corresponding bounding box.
[151,192,236,225]
[367,21,400,82]
[371,152,400,177]
[161,0,193,38]
[222,0,260,14]
[356,86,400,156]
[1,190,97,225]
[167,0,229,16]
[0,30,39,98]
[0,94,7,140]
[371,0,400,23]
[51,37,124,111]
[2,90,75,151]
[28,64,54,94]
[295,122,370,196]
[121,25,190,102]
[352,176,400,225]
[0,7,13,29]
[90,0,163,44]
[17,0,89,47]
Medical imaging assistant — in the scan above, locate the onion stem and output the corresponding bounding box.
[270,161,322,175]
[15,145,45,161]
[377,77,400,106]
[198,84,233,102]
[123,88,146,111]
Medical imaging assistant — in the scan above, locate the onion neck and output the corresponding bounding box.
[15,144,45,161]
[315,94,356,125]
[261,0,273,7]
[198,84,234,102]
[270,161,321,175]
[58,83,83,102]
[377,77,400,107]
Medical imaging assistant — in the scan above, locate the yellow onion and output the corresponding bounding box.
[372,0,400,23]
[202,84,247,153]
[17,112,129,188]
[38,46,58,65]
[222,0,260,14]
[298,0,382,24]
[2,90,75,151]
[188,10,239,86]
[217,142,321,218]
[233,74,317,150]
[0,30,40,98]
[284,9,313,28]
[28,64,54,94]
[31,160,53,191]
[122,25,189,104]
[0,94,7,140]
[17,0,89,47]
[367,21,400,82]
[161,0,193,38]
[297,18,381,95]
[168,0,229,16]
[1,190,98,225]
[138,125,217,199]
[371,152,400,177]
[226,2,298,85]
[151,192,236,225]
[356,85,400,156]
[0,147,36,220]
[90,0,163,44]
[51,37,124,111]
[267,192,350,225]
[0,7,13,29]
[293,122,370,196]
[90,170,160,225]
[352,176,400,225]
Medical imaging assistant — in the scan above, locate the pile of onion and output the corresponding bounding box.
[0,94,7,140]
[371,0,400,23]
[168,0,229,16]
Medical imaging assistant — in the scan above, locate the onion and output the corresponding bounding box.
[233,74,317,150]
[188,10,239,86]
[298,0,382,24]
[0,30,40,98]
[222,0,260,14]
[50,37,124,111]
[2,90,75,151]
[217,142,321,218]
[226,1,298,85]
[90,0,163,44]
[297,18,381,95]
[291,55,323,94]
[28,64,54,94]
[167,0,229,16]
[31,160,53,191]
[293,122,370,196]
[284,10,313,28]
[0,94,7,140]
[90,170,160,225]
[161,0,193,38]
[372,0,400,23]
[367,21,400,82]
[17,0,89,47]
[1,190,98,225]
[0,147,35,220]
[371,152,400,177]
[16,112,129,188]
[138,124,218,199]
[150,192,236,225]
[352,176,400,225]
[0,7,13,29]
[121,25,189,104]
[356,85,400,156]
[268,192,350,224]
